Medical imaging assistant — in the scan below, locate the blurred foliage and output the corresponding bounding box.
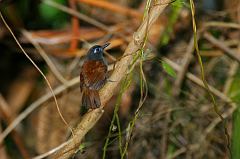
[161,60,177,78]
[39,0,69,28]
[1,0,69,29]
[229,70,240,159]
[160,0,183,46]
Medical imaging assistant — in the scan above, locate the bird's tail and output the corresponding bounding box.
[81,88,101,111]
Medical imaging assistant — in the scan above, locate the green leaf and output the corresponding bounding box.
[78,142,91,153]
[232,108,240,159]
[161,60,177,78]
[39,0,68,28]
[228,70,240,159]
[160,0,183,46]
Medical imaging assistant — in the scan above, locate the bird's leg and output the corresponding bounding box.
[107,78,117,82]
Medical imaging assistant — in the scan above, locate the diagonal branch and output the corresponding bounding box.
[52,1,170,158]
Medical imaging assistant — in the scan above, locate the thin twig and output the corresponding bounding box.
[0,77,79,144]
[0,62,115,145]
[26,29,104,45]
[43,0,129,42]
[163,57,234,104]
[167,144,199,159]
[77,0,142,18]
[201,106,236,142]
[43,0,109,31]
[189,1,231,155]
[22,30,68,85]
[33,141,69,159]
[160,111,170,159]
[168,105,236,159]
[204,21,240,29]
[224,44,240,94]
[0,11,74,143]
[173,36,194,96]
[223,61,239,94]
[204,32,240,64]
[164,57,236,158]
[0,95,30,159]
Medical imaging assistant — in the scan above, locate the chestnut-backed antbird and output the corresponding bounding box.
[80,43,110,112]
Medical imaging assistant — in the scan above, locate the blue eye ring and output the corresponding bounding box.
[94,47,101,54]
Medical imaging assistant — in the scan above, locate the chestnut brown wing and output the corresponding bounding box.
[81,60,107,90]
[80,72,84,92]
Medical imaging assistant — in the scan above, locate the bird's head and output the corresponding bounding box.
[87,43,110,60]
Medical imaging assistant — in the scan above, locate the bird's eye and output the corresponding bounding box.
[94,48,101,54]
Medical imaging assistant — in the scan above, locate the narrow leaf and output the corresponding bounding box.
[161,60,177,78]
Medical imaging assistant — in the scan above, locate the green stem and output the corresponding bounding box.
[189,0,231,156]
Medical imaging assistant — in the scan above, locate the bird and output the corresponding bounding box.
[80,43,110,112]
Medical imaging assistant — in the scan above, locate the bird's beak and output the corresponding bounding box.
[101,43,110,50]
